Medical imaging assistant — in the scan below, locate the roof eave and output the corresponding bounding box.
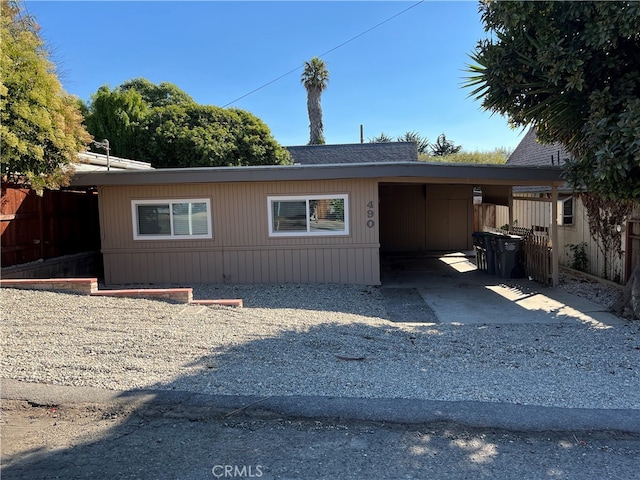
[70,162,565,187]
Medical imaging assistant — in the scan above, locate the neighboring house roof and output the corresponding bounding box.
[506,128,572,194]
[70,161,564,188]
[506,128,571,167]
[286,142,418,164]
[74,152,154,173]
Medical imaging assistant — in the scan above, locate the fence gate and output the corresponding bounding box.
[510,226,552,285]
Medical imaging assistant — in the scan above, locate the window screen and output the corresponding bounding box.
[132,199,211,240]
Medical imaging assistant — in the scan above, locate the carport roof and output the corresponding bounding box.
[70,161,564,187]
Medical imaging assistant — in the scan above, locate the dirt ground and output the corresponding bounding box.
[3,398,640,480]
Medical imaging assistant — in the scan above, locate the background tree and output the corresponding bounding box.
[85,78,290,168]
[368,132,394,143]
[424,148,509,164]
[466,0,640,200]
[146,104,291,168]
[0,0,91,192]
[85,85,148,159]
[301,57,329,145]
[369,131,429,154]
[430,133,461,156]
[118,78,194,108]
[397,131,430,155]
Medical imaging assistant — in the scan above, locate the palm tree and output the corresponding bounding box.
[301,57,329,145]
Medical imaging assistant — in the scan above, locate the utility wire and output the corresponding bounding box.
[222,0,425,108]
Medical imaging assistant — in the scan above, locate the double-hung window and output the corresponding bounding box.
[132,199,212,240]
[267,194,349,237]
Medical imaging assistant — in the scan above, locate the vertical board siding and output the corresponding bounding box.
[379,184,427,252]
[99,179,380,285]
[495,194,628,283]
[103,246,380,285]
[379,183,473,253]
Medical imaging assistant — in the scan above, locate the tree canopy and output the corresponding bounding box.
[466,0,640,200]
[430,133,462,156]
[369,131,430,154]
[369,131,461,157]
[0,0,91,191]
[85,78,291,168]
[424,148,509,165]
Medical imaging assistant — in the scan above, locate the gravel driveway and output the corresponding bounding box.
[2,282,639,410]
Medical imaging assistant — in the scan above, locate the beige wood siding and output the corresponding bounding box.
[379,183,473,253]
[379,184,426,252]
[99,179,380,285]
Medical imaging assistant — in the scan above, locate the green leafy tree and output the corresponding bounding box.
[85,78,290,167]
[301,57,329,145]
[85,85,148,158]
[0,0,91,191]
[146,104,290,168]
[466,0,640,200]
[430,133,461,156]
[422,148,509,164]
[119,78,194,108]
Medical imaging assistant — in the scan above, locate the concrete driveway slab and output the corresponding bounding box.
[382,253,625,327]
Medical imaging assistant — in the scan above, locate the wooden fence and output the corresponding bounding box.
[1,185,100,268]
[627,218,640,283]
[510,226,552,285]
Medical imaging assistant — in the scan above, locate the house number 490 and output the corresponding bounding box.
[366,200,375,228]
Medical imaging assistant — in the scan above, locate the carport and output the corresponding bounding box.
[374,162,565,286]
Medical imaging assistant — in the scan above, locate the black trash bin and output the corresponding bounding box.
[472,232,488,272]
[484,232,499,275]
[492,235,522,279]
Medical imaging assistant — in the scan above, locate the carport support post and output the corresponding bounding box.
[508,187,514,230]
[551,185,559,286]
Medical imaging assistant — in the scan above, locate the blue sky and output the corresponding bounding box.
[25,1,525,151]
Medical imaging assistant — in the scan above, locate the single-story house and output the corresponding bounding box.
[69,143,564,286]
[499,129,640,283]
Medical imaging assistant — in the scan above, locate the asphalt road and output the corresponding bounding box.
[3,382,640,480]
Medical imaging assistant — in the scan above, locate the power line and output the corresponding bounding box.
[222,0,425,108]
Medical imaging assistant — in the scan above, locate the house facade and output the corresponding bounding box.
[71,145,564,286]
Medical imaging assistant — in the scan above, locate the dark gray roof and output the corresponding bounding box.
[71,161,564,188]
[507,128,573,194]
[506,128,571,167]
[286,142,418,164]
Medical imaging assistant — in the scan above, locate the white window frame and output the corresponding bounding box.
[267,194,349,237]
[557,196,574,226]
[132,198,212,240]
